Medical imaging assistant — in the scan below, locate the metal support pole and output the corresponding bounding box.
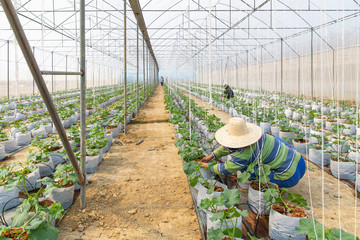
[79,0,87,209]
[7,41,10,99]
[32,47,35,95]
[235,53,238,88]
[332,50,335,100]
[143,34,145,99]
[298,56,301,97]
[260,46,263,91]
[77,58,80,89]
[280,38,283,93]
[0,0,85,187]
[311,28,314,98]
[246,50,249,89]
[51,51,54,92]
[123,0,127,135]
[153,59,156,86]
[147,49,149,97]
[65,55,68,91]
[136,15,139,113]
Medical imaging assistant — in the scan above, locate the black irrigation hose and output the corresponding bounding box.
[24,178,35,192]
[37,161,55,173]
[1,196,26,227]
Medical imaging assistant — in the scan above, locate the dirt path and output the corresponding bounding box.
[58,86,201,240]
[184,90,360,237]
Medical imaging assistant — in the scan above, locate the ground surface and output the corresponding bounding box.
[58,86,201,240]
[184,90,360,237]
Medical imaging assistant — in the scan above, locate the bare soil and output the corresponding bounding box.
[58,86,201,240]
[272,203,307,218]
[185,91,360,237]
[250,181,277,192]
[1,228,28,240]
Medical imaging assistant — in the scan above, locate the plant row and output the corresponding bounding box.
[177,84,360,192]
[165,84,359,240]
[0,84,143,160]
[0,85,155,240]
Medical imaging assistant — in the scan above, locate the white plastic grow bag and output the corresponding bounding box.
[61,118,72,129]
[292,140,309,155]
[86,155,99,173]
[279,131,292,141]
[48,185,74,210]
[0,138,19,153]
[42,123,53,134]
[49,151,65,166]
[196,180,228,208]
[34,160,55,177]
[269,207,306,240]
[104,133,113,152]
[98,147,106,164]
[292,112,302,120]
[107,126,120,138]
[31,126,47,138]
[260,122,271,134]
[15,112,27,120]
[19,168,41,192]
[271,126,280,137]
[15,132,31,146]
[330,160,356,181]
[0,145,5,161]
[248,182,277,215]
[206,209,242,234]
[349,150,360,163]
[308,148,330,166]
[4,115,16,123]
[0,186,20,211]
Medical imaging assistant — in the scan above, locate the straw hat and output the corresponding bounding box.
[215,117,263,148]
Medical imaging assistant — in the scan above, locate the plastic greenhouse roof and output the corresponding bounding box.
[0,0,359,70]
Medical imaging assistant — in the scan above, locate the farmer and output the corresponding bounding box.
[224,85,234,99]
[200,117,306,188]
[160,76,164,86]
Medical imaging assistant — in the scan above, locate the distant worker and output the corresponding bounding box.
[224,84,234,99]
[160,76,164,86]
[200,117,306,188]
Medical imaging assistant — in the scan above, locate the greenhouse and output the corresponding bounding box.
[0,0,359,239]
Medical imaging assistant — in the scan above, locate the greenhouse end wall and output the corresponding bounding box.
[199,45,359,102]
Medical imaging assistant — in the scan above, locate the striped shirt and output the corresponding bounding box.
[211,133,301,181]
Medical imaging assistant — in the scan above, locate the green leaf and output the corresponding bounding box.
[247,232,265,240]
[288,192,308,208]
[223,227,243,238]
[237,171,251,183]
[189,174,200,187]
[330,228,360,240]
[263,187,279,202]
[28,222,59,240]
[205,183,215,195]
[26,218,43,230]
[48,202,64,221]
[207,228,224,240]
[36,177,54,186]
[295,219,323,240]
[210,210,225,222]
[12,201,32,227]
[221,189,241,208]
[183,161,199,175]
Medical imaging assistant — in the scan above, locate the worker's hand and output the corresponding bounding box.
[200,162,208,168]
[201,155,212,163]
